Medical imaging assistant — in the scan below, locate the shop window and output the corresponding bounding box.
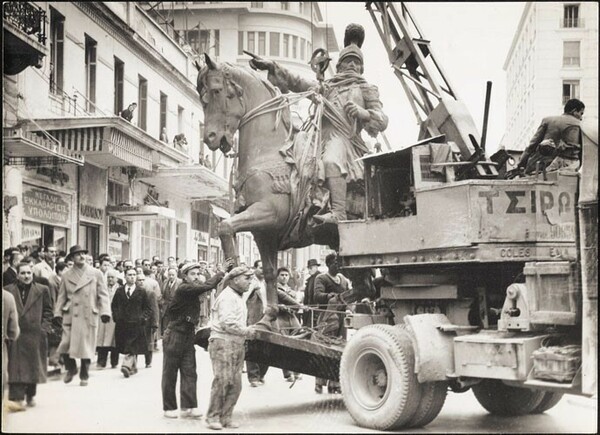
[22,222,67,253]
[141,220,171,260]
[199,29,209,54]
[49,7,64,95]
[192,210,209,232]
[270,32,280,56]
[114,56,124,115]
[84,34,97,112]
[138,75,148,131]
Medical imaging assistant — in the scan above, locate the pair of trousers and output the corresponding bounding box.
[161,328,197,411]
[97,347,119,367]
[207,338,245,424]
[246,361,268,383]
[122,354,138,373]
[9,383,36,401]
[63,355,91,380]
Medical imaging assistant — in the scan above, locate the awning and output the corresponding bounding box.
[210,204,231,220]
[22,117,189,170]
[138,165,229,201]
[106,204,176,221]
[3,127,84,166]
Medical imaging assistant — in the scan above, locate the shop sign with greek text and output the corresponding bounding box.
[22,185,70,226]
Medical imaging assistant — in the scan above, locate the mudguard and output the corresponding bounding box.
[404,314,456,382]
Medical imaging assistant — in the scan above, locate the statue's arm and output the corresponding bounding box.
[268,62,317,94]
[360,83,389,137]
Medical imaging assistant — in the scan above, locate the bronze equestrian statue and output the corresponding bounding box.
[196,24,387,307]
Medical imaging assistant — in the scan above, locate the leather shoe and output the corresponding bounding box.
[207,421,223,430]
[180,408,202,419]
[5,400,26,412]
[121,367,130,378]
[64,370,77,384]
[315,385,323,394]
[26,397,36,407]
[164,410,178,419]
[80,379,88,386]
[250,381,259,387]
[222,421,240,429]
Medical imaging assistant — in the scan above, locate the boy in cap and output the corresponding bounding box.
[206,266,257,430]
[161,261,226,419]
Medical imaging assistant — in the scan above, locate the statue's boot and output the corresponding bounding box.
[314,176,347,224]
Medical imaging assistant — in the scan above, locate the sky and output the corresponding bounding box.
[324,2,525,154]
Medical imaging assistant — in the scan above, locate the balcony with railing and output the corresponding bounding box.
[561,17,584,28]
[3,1,48,75]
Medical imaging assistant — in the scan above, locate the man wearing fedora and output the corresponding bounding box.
[161,262,226,419]
[206,265,257,430]
[54,245,111,386]
[302,259,321,328]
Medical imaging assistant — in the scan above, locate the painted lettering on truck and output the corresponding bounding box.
[478,190,572,215]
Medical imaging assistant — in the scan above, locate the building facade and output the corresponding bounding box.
[143,1,338,269]
[502,1,598,152]
[3,1,228,262]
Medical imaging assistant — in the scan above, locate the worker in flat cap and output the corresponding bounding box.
[206,265,257,430]
[161,259,229,420]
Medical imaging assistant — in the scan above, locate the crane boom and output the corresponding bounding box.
[366,2,497,177]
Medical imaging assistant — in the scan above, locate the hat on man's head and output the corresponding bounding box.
[66,245,88,260]
[224,266,254,285]
[307,259,320,268]
[180,262,201,275]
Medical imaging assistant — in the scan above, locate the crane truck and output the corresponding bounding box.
[198,2,598,430]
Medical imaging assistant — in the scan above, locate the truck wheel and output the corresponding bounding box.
[407,381,448,427]
[395,324,447,427]
[340,324,422,430]
[472,379,545,416]
[530,392,564,414]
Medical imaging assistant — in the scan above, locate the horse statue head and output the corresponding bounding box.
[196,54,246,154]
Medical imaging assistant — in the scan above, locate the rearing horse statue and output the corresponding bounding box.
[197,55,318,304]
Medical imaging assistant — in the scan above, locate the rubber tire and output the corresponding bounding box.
[472,379,545,416]
[530,392,564,414]
[407,381,448,427]
[395,324,448,428]
[340,324,422,430]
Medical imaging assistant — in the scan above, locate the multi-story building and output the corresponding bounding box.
[502,1,598,152]
[3,2,228,262]
[142,1,338,269]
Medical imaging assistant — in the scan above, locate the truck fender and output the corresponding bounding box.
[404,314,456,383]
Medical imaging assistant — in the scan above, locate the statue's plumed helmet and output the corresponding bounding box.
[336,23,365,70]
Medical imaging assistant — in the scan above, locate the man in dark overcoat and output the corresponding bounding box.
[302,259,321,328]
[5,262,53,408]
[111,268,152,378]
[2,250,23,287]
[136,273,159,368]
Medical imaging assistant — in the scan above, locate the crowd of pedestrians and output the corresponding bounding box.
[2,242,347,429]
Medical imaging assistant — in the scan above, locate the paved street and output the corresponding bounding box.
[3,343,597,433]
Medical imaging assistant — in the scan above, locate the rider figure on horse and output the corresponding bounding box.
[249,24,389,224]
